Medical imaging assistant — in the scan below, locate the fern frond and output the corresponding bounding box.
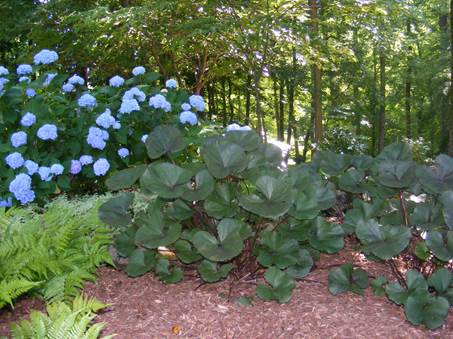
[0,279,41,308]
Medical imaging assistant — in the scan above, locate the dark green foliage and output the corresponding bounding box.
[328,263,369,296]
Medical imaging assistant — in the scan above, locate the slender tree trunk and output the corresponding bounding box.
[310,0,323,145]
[287,80,295,145]
[371,47,378,155]
[227,78,234,122]
[245,75,251,125]
[279,79,285,141]
[406,21,412,139]
[253,73,266,141]
[449,0,453,155]
[273,76,281,139]
[302,113,315,162]
[221,79,227,127]
[353,28,361,135]
[207,82,216,121]
[378,51,386,152]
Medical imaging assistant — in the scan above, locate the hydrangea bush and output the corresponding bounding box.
[0,50,206,205]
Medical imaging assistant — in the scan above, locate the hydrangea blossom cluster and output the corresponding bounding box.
[189,95,205,112]
[132,66,145,76]
[109,75,125,87]
[24,160,39,175]
[87,126,109,150]
[50,164,64,175]
[117,148,129,158]
[70,160,82,174]
[119,99,140,114]
[68,74,85,86]
[17,64,32,75]
[226,123,252,132]
[149,94,171,112]
[123,87,146,102]
[179,111,198,126]
[37,124,58,140]
[93,158,110,176]
[26,88,36,97]
[11,131,27,148]
[19,76,30,83]
[62,83,74,93]
[78,93,97,108]
[21,112,36,127]
[8,173,35,205]
[44,73,57,86]
[33,49,58,65]
[38,166,52,181]
[80,155,94,165]
[0,66,9,76]
[0,197,13,208]
[181,103,191,111]
[96,109,118,129]
[165,79,178,89]
[5,152,24,169]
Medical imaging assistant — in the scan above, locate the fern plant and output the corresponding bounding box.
[0,195,114,309]
[9,294,114,339]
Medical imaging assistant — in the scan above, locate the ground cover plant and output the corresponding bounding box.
[0,49,206,206]
[100,126,453,330]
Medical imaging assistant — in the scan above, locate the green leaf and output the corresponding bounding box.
[197,260,234,282]
[338,169,366,193]
[239,175,294,219]
[308,217,344,253]
[440,191,453,230]
[355,219,411,260]
[141,163,192,199]
[105,165,146,190]
[377,142,412,162]
[376,160,416,188]
[285,249,313,279]
[224,130,261,151]
[410,202,443,231]
[385,270,427,305]
[134,211,181,249]
[256,231,300,269]
[165,199,193,221]
[235,296,254,307]
[425,230,453,262]
[201,139,247,178]
[191,219,244,262]
[145,125,186,159]
[428,268,453,294]
[314,182,337,210]
[98,193,134,227]
[155,258,183,284]
[289,187,320,220]
[342,199,384,234]
[181,169,215,201]
[370,276,388,297]
[173,239,202,264]
[203,183,238,219]
[256,267,295,303]
[416,155,453,194]
[126,249,156,277]
[405,293,449,330]
[114,227,137,257]
[328,263,369,295]
[313,150,351,176]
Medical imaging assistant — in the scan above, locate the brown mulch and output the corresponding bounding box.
[2,243,453,338]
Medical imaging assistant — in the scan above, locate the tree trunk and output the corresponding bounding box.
[273,76,281,139]
[253,73,266,141]
[207,82,216,121]
[221,79,227,127]
[279,79,285,141]
[309,0,323,145]
[287,80,295,145]
[405,21,412,139]
[227,78,234,122]
[378,51,386,152]
[371,47,378,155]
[449,0,453,155]
[245,75,251,125]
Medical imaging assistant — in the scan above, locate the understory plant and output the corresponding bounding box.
[100,127,453,330]
[0,195,113,309]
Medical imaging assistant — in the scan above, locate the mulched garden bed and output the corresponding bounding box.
[2,243,453,338]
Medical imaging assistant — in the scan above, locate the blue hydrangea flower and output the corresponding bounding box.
[21,112,36,127]
[50,164,64,175]
[226,123,252,132]
[119,98,140,114]
[117,148,129,158]
[96,109,116,129]
[33,49,58,65]
[24,160,39,175]
[181,103,191,111]
[11,131,27,148]
[87,126,109,150]
[141,134,148,143]
[26,88,36,97]
[0,66,9,76]
[189,95,205,112]
[0,77,9,86]
[62,83,74,93]
[5,152,24,169]
[123,87,146,102]
[38,166,53,181]
[68,74,85,86]
[179,111,198,126]
[165,79,178,89]
[149,94,171,112]
[0,197,13,207]
[132,66,146,76]
[78,93,97,108]
[93,158,110,176]
[70,160,82,174]
[37,124,58,140]
[9,173,35,205]
[19,76,30,83]
[79,155,94,166]
[17,64,32,75]
[109,75,125,87]
[44,73,57,86]
[113,122,121,129]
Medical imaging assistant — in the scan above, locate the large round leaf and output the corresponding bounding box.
[146,125,186,159]
[256,267,295,303]
[338,169,366,193]
[224,130,261,151]
[377,142,412,162]
[134,211,182,249]
[126,249,156,277]
[256,230,300,268]
[285,249,313,279]
[98,193,134,227]
[201,139,247,178]
[328,263,369,295]
[385,270,428,305]
[416,155,453,194]
[105,165,146,191]
[440,191,453,230]
[141,163,192,199]
[289,187,320,220]
[308,217,344,253]
[181,169,215,201]
[376,160,416,188]
[405,293,449,330]
[203,183,238,219]
[425,230,453,262]
[355,219,411,260]
[114,227,137,257]
[191,219,244,262]
[239,175,294,219]
[197,260,234,282]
